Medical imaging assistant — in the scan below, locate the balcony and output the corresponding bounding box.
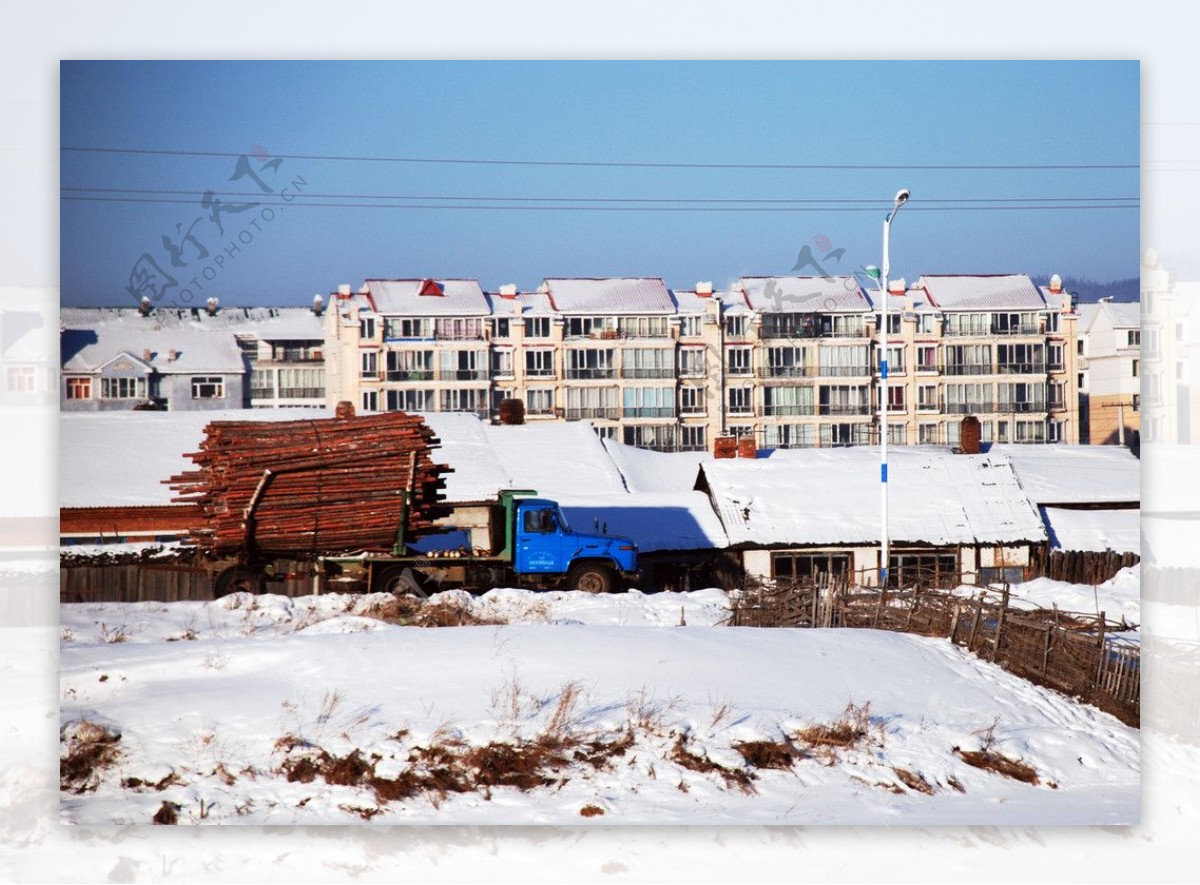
[819,403,871,416]
[565,406,620,420]
[944,364,992,376]
[945,402,994,415]
[758,365,816,378]
[249,387,275,399]
[991,323,1042,336]
[763,404,816,417]
[727,365,754,377]
[385,370,434,382]
[566,367,617,380]
[524,366,555,378]
[434,330,486,341]
[818,365,871,377]
[619,367,675,380]
[997,362,1047,375]
[624,406,676,419]
[997,401,1047,413]
[441,368,490,382]
[279,387,325,399]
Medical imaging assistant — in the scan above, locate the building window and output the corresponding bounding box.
[821,423,870,447]
[888,552,958,588]
[361,390,378,412]
[623,424,677,451]
[728,424,754,440]
[65,376,92,399]
[385,318,432,339]
[567,349,615,379]
[761,423,813,449]
[884,345,905,375]
[618,316,669,338]
[360,317,376,340]
[492,318,511,339]
[1078,371,1086,392]
[995,420,1009,443]
[945,313,990,337]
[917,384,938,412]
[525,317,551,338]
[998,381,1046,413]
[818,385,870,416]
[566,316,617,338]
[1077,339,1085,356]
[1049,381,1066,410]
[593,425,617,441]
[360,351,378,379]
[1127,330,1141,347]
[441,388,486,413]
[279,367,324,398]
[763,385,814,416]
[887,423,907,445]
[250,368,275,399]
[946,421,961,447]
[726,347,752,375]
[191,376,224,399]
[386,349,434,381]
[1048,420,1065,442]
[679,315,703,338]
[918,423,940,445]
[526,388,555,416]
[1132,359,1139,378]
[728,387,754,415]
[725,315,748,338]
[435,317,485,341]
[679,347,706,377]
[622,348,674,379]
[7,366,37,393]
[1048,342,1064,371]
[491,349,514,378]
[100,377,147,399]
[680,386,706,415]
[1132,394,1140,412]
[438,350,486,381]
[818,344,868,377]
[945,344,993,375]
[565,386,619,420]
[886,314,902,335]
[887,386,906,412]
[1014,419,1047,443]
[386,389,432,411]
[772,552,850,582]
[1046,312,1060,333]
[525,349,555,377]
[623,386,675,419]
[997,343,1045,374]
[680,425,707,452]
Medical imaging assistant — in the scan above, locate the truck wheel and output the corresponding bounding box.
[213,566,264,598]
[375,565,431,599]
[569,563,615,594]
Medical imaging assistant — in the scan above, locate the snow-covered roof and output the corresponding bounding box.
[993,444,1140,506]
[60,323,247,375]
[417,412,509,504]
[738,276,871,313]
[698,448,1046,548]
[1042,506,1140,554]
[364,279,490,316]
[540,278,675,315]
[917,274,1047,311]
[482,421,628,498]
[1099,301,1142,329]
[602,439,712,493]
[670,288,725,314]
[60,306,324,338]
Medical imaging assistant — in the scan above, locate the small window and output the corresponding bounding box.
[65,376,92,400]
[523,509,557,533]
[191,376,224,399]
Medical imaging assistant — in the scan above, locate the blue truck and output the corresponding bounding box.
[214,489,641,597]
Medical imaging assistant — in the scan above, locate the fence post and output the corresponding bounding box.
[949,603,962,644]
[1094,611,1107,688]
[967,592,984,652]
[873,588,887,629]
[990,586,1010,663]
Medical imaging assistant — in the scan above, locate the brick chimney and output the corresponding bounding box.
[714,435,737,459]
[737,436,758,459]
[960,416,981,454]
[335,400,356,419]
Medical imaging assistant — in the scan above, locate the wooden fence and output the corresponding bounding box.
[727,577,1140,728]
[1029,548,1139,585]
[60,560,319,604]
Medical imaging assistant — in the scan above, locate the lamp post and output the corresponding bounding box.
[874,188,910,588]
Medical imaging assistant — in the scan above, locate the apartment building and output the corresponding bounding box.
[1077,298,1141,447]
[323,273,1081,450]
[1140,248,1200,445]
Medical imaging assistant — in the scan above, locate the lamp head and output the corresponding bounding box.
[894,188,910,208]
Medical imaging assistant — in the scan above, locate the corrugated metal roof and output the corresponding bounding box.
[918,274,1047,310]
[1101,301,1142,328]
[699,448,1046,548]
[739,276,871,313]
[365,279,490,316]
[540,278,675,315]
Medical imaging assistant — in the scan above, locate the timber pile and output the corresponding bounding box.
[166,412,452,555]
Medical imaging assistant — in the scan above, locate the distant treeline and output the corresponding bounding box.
[1034,274,1140,302]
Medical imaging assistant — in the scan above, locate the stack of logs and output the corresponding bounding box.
[167,411,452,556]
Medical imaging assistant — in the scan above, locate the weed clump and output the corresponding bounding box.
[60,719,121,794]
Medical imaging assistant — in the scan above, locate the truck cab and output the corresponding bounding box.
[512,497,639,593]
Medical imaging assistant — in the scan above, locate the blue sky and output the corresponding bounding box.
[59,60,1139,307]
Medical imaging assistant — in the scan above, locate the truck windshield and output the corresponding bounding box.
[555,507,571,532]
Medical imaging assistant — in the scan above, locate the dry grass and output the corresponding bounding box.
[953,747,1041,785]
[892,767,936,795]
[670,733,756,793]
[152,801,181,825]
[60,720,121,794]
[734,740,799,770]
[579,804,605,818]
[792,701,874,751]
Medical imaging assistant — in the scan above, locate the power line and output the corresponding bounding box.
[59,145,1139,171]
[59,195,1140,212]
[59,185,1139,204]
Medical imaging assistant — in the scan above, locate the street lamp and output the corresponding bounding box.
[877,188,909,588]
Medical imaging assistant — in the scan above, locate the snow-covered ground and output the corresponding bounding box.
[991,565,1142,627]
[58,585,1139,826]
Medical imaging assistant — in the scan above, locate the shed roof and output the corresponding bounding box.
[60,323,246,375]
[697,447,1046,548]
[738,276,872,313]
[917,274,1047,311]
[1042,506,1140,555]
[992,444,1140,506]
[539,278,675,315]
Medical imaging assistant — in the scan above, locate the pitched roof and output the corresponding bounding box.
[539,278,675,315]
[994,444,1140,506]
[738,276,872,313]
[916,274,1047,310]
[1042,506,1140,554]
[60,323,246,375]
[364,279,490,316]
[698,448,1046,548]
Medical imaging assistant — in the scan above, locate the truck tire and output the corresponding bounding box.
[569,562,616,594]
[375,565,432,599]
[213,566,264,598]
